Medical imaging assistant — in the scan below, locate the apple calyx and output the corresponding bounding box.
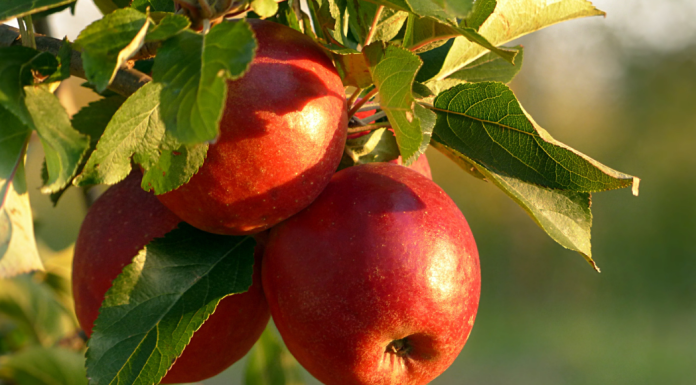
[386,338,413,358]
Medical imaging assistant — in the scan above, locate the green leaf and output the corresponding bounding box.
[141,131,208,194]
[431,82,639,193]
[244,326,306,385]
[461,0,496,30]
[75,83,206,194]
[432,0,604,80]
[425,45,524,94]
[72,95,128,152]
[75,82,166,187]
[38,94,126,206]
[0,275,76,346]
[363,42,435,165]
[333,53,372,88]
[74,8,150,92]
[0,347,87,385]
[252,0,279,18]
[24,86,89,194]
[431,140,597,271]
[131,0,175,13]
[338,128,400,170]
[0,46,58,128]
[0,0,76,22]
[145,13,190,42]
[0,107,42,278]
[153,21,257,144]
[85,224,256,385]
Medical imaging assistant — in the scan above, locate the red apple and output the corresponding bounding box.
[72,172,270,384]
[155,19,348,236]
[262,163,481,385]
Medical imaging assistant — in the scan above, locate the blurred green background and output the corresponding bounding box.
[3,0,696,384]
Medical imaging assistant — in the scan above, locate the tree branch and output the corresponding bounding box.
[0,24,151,97]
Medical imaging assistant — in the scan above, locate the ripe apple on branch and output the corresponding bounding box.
[0,0,641,384]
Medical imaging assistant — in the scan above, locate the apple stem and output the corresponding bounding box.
[348,88,378,118]
[364,6,384,47]
[347,87,363,109]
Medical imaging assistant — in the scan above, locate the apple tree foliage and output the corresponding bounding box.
[0,0,640,384]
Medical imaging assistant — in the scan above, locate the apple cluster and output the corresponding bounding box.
[72,20,480,385]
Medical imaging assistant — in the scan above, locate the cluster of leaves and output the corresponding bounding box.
[0,0,641,384]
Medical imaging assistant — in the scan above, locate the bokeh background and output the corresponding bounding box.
[2,0,695,383]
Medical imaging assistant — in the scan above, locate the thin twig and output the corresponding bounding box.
[347,87,362,109]
[348,87,378,117]
[347,122,391,134]
[364,5,384,47]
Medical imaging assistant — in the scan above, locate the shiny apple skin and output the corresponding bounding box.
[263,163,481,385]
[156,19,348,236]
[72,172,270,384]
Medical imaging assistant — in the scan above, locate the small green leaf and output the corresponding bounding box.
[153,21,257,144]
[75,82,166,187]
[244,326,306,385]
[0,0,76,22]
[74,8,150,92]
[461,0,496,30]
[425,45,524,94]
[24,86,89,194]
[432,82,639,193]
[431,140,597,271]
[131,0,175,12]
[0,347,87,385]
[432,0,604,80]
[0,275,76,346]
[145,13,190,42]
[85,224,256,385]
[338,128,400,170]
[0,107,42,279]
[252,0,279,18]
[363,42,435,165]
[0,46,58,128]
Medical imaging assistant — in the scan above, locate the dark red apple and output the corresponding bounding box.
[72,172,270,384]
[262,163,481,385]
[155,19,348,235]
